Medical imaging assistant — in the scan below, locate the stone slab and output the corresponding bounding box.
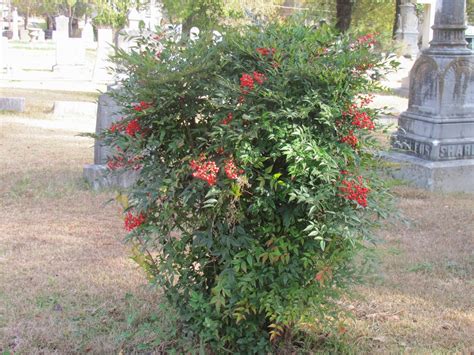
[381,151,474,193]
[53,101,97,118]
[83,164,138,190]
[0,97,25,112]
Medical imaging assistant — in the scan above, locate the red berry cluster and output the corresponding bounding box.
[240,71,266,94]
[253,71,266,85]
[356,33,377,47]
[224,158,244,180]
[190,157,220,186]
[124,211,146,231]
[339,174,369,208]
[343,104,375,130]
[256,47,276,57]
[221,112,233,125]
[240,73,255,94]
[110,120,126,133]
[126,118,142,136]
[340,130,358,148]
[133,101,152,112]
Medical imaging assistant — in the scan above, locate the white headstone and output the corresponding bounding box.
[54,15,69,40]
[38,31,45,41]
[128,9,142,31]
[11,8,19,40]
[82,19,95,48]
[148,0,163,30]
[55,38,86,66]
[0,36,8,69]
[93,28,114,83]
[190,27,200,42]
[19,29,30,41]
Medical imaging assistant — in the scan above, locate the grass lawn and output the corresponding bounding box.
[0,90,472,353]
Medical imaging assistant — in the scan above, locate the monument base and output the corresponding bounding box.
[381,151,474,193]
[83,164,138,191]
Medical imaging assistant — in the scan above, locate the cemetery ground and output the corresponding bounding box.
[0,89,473,353]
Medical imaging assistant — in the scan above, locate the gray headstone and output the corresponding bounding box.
[389,0,474,192]
[0,97,25,112]
[94,89,123,164]
[396,0,420,58]
[83,86,138,190]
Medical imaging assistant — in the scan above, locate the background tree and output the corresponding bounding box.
[162,0,224,33]
[392,0,401,38]
[90,0,134,30]
[468,0,474,24]
[336,0,353,32]
[12,0,41,29]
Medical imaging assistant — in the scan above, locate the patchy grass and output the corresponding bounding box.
[0,94,472,352]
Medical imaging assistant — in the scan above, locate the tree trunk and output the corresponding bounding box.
[68,5,73,37]
[393,0,402,38]
[336,0,353,32]
[24,7,29,29]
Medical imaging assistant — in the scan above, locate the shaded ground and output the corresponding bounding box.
[0,90,472,353]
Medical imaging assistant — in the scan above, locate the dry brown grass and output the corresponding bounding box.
[0,88,98,119]
[344,187,474,353]
[0,102,163,353]
[0,90,472,353]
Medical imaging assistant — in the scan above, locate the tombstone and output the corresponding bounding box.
[0,97,25,112]
[0,36,7,70]
[11,8,19,40]
[37,30,45,42]
[189,27,200,42]
[82,19,95,48]
[52,38,86,73]
[147,0,163,30]
[387,0,474,192]
[53,15,69,40]
[83,84,138,189]
[93,28,114,83]
[396,0,420,58]
[418,0,437,50]
[19,29,30,41]
[128,8,142,31]
[466,25,474,50]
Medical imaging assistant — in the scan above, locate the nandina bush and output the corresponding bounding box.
[103,23,396,352]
